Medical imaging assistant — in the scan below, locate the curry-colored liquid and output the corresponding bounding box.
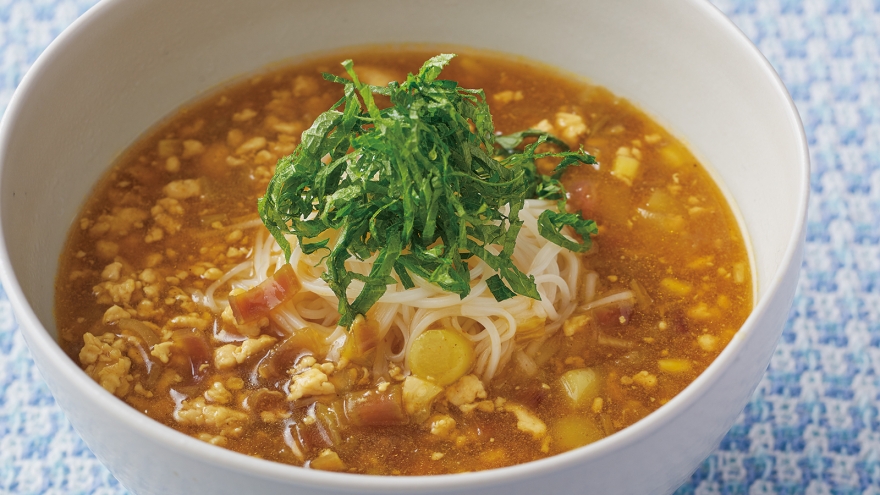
[55,48,751,474]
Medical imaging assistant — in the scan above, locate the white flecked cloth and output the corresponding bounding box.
[2,1,880,493]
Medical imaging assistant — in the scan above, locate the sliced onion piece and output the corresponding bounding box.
[580,290,635,311]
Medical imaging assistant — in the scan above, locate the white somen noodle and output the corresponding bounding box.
[197,199,583,383]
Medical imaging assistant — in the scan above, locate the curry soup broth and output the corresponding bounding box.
[55,49,752,475]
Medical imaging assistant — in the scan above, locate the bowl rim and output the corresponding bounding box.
[0,0,809,490]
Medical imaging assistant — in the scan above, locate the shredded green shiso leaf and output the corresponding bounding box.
[258,54,597,326]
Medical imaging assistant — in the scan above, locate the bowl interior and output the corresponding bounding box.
[1,0,802,335]
[0,0,808,493]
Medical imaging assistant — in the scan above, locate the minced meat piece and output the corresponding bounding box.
[445,374,487,408]
[213,335,277,370]
[79,332,133,397]
[287,357,336,401]
[175,397,248,437]
[504,403,547,440]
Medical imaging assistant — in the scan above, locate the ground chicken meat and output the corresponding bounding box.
[504,403,547,440]
[402,376,443,422]
[88,207,148,238]
[213,335,277,370]
[428,414,457,438]
[93,277,137,306]
[175,397,248,437]
[79,332,133,397]
[151,197,184,235]
[445,374,487,407]
[150,341,173,364]
[287,357,336,401]
[162,179,202,200]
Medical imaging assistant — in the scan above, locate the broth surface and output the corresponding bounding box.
[55,49,752,474]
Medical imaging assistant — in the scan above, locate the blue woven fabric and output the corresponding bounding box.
[1,1,879,493]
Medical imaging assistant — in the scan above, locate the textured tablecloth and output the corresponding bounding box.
[1,0,879,493]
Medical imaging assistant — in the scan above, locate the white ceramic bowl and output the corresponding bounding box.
[0,1,808,494]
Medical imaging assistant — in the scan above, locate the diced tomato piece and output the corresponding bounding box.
[230,264,301,324]
[667,309,690,334]
[592,291,635,327]
[343,385,408,426]
[565,178,598,217]
[593,299,635,327]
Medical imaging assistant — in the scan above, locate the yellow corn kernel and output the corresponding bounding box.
[658,358,693,374]
[688,302,718,320]
[659,144,686,167]
[660,277,692,296]
[686,256,714,270]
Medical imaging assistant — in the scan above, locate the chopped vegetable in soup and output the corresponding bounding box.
[55,49,752,475]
